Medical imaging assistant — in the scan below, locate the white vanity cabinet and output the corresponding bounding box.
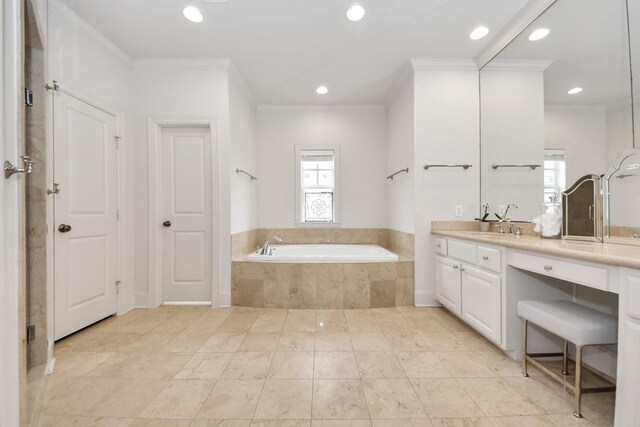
[434,238,504,345]
[614,269,640,426]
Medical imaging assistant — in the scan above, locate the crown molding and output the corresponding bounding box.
[256,104,386,112]
[133,58,231,68]
[482,59,552,71]
[411,58,478,71]
[50,0,132,65]
[475,0,558,68]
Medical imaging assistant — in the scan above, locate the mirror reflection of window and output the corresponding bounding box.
[544,149,566,202]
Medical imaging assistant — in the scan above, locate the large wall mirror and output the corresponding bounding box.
[479,0,637,244]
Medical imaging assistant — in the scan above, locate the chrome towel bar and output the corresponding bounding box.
[423,164,472,170]
[492,164,541,170]
[236,168,257,181]
[387,168,409,180]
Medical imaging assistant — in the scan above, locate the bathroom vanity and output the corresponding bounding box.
[431,226,640,426]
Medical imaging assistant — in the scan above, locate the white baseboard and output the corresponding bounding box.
[45,340,56,375]
[163,301,212,306]
[414,290,437,307]
[218,292,231,308]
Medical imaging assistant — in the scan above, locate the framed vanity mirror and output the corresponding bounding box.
[562,174,603,242]
[479,0,636,232]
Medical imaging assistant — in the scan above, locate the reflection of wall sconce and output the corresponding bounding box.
[4,155,34,179]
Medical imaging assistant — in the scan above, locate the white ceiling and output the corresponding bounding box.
[65,0,530,104]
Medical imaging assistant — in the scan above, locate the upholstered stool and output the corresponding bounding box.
[517,300,617,418]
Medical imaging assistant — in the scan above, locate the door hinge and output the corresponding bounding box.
[115,136,122,149]
[27,325,36,343]
[25,88,34,107]
[115,280,121,294]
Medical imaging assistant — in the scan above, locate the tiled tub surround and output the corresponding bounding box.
[231,229,415,309]
[233,260,414,309]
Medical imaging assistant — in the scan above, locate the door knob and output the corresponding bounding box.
[58,224,72,233]
[163,221,172,228]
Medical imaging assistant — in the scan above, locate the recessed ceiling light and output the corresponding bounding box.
[316,86,328,95]
[469,26,489,40]
[183,6,203,23]
[346,5,366,22]
[529,28,550,41]
[567,87,583,95]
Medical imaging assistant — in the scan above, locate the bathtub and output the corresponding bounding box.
[246,244,399,262]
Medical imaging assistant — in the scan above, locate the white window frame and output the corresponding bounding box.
[295,145,340,227]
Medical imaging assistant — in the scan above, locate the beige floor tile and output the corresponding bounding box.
[410,317,448,332]
[159,332,212,353]
[199,333,247,352]
[119,333,175,353]
[119,312,176,334]
[437,352,497,378]
[361,379,427,419]
[217,315,259,333]
[191,420,252,426]
[315,332,353,352]
[314,352,360,379]
[251,314,287,333]
[195,379,264,419]
[253,379,313,419]
[86,378,169,417]
[312,379,369,419]
[150,310,206,334]
[238,333,281,352]
[354,352,406,379]
[50,351,115,377]
[57,332,142,353]
[174,352,234,380]
[344,311,381,332]
[277,332,315,351]
[269,351,314,379]
[283,310,317,332]
[503,376,577,415]
[140,380,215,419]
[451,332,497,352]
[371,421,433,427]
[396,352,451,378]
[183,314,227,334]
[222,352,274,380]
[316,310,349,332]
[252,421,311,427]
[429,418,493,427]
[88,352,192,380]
[383,330,430,352]
[490,415,555,426]
[411,379,484,418]
[312,421,371,427]
[460,378,542,417]
[475,350,529,378]
[350,333,391,352]
[36,415,134,426]
[543,413,609,426]
[429,310,473,333]
[130,420,192,427]
[417,331,468,352]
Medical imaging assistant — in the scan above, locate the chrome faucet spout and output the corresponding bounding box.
[261,235,282,255]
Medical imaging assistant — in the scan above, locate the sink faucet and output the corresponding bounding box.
[260,235,282,255]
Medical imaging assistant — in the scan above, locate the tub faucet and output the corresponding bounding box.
[261,235,282,255]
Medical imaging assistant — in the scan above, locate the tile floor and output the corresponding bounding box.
[35,306,615,426]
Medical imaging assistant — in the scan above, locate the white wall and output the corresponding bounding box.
[48,0,135,315]
[480,66,545,221]
[386,67,415,234]
[545,105,608,186]
[229,66,259,234]
[131,59,232,307]
[256,106,388,229]
[412,61,480,306]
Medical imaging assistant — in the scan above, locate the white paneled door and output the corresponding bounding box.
[161,127,213,303]
[54,94,118,340]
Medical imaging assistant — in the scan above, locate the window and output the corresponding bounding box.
[544,149,566,202]
[295,146,339,224]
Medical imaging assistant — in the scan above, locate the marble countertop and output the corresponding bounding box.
[432,229,640,270]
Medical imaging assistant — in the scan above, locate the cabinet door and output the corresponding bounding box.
[615,319,640,427]
[461,265,501,344]
[435,256,461,316]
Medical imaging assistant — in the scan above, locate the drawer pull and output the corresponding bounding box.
[453,265,459,270]
[482,255,489,260]
[436,243,441,248]
[544,264,553,271]
[460,266,465,272]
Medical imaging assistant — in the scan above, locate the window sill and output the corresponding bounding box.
[294,222,342,229]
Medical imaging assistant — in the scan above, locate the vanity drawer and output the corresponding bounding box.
[477,246,502,273]
[510,252,608,291]
[448,240,477,264]
[434,238,448,256]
